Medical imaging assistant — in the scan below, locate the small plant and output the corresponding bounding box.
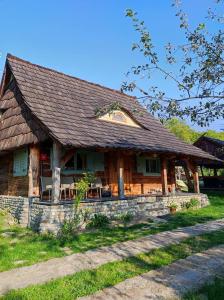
[87,214,110,229]
[74,172,95,209]
[168,202,178,209]
[185,198,200,210]
[168,201,178,214]
[58,209,90,244]
[117,212,134,225]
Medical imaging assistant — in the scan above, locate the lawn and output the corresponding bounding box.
[184,277,224,300]
[0,191,223,272]
[2,229,224,300]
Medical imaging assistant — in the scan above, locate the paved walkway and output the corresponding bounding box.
[80,245,224,300]
[0,219,224,295]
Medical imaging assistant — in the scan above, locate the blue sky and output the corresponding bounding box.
[0,0,222,131]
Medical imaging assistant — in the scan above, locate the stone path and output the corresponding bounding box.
[0,219,224,295]
[80,245,224,300]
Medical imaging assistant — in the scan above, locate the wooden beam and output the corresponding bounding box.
[161,157,168,196]
[117,154,125,199]
[28,144,40,197]
[52,142,62,203]
[60,149,76,168]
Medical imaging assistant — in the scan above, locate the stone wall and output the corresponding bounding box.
[0,195,29,226]
[80,193,209,219]
[0,193,209,234]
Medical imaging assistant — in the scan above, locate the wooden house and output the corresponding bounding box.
[0,54,218,203]
[194,136,224,189]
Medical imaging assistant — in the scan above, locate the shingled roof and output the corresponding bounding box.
[0,54,218,161]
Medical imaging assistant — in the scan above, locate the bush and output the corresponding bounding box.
[87,214,110,229]
[58,209,90,244]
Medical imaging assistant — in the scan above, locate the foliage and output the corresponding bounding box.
[184,277,224,300]
[58,172,94,243]
[74,172,95,210]
[123,2,224,127]
[165,118,224,144]
[185,198,200,210]
[3,229,224,300]
[117,212,134,224]
[168,201,178,209]
[87,214,110,229]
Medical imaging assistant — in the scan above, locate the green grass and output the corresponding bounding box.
[185,277,224,300]
[2,229,224,300]
[0,191,223,272]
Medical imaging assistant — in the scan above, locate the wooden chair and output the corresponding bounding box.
[61,177,75,199]
[40,177,52,200]
[87,177,104,198]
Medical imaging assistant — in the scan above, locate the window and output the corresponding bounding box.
[64,156,74,170]
[13,148,28,177]
[145,158,160,174]
[62,151,104,174]
[111,112,127,123]
[98,109,141,128]
[76,153,87,170]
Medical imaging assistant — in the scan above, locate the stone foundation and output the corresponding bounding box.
[0,195,29,226]
[0,193,209,234]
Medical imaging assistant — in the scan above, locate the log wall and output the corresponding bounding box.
[0,153,29,197]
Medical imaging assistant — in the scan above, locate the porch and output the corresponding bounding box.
[33,141,201,203]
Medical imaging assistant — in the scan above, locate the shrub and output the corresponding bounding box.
[87,214,110,229]
[58,209,90,244]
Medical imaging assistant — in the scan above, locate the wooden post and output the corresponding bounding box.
[52,142,62,203]
[117,154,125,199]
[185,159,200,194]
[192,166,200,194]
[161,157,168,196]
[170,161,176,195]
[28,145,40,197]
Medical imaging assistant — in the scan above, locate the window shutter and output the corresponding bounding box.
[13,148,28,177]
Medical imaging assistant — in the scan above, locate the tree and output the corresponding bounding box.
[165,118,200,143]
[122,1,224,127]
[165,118,224,143]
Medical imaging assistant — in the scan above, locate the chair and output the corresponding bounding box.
[88,177,104,198]
[40,177,53,200]
[61,177,74,199]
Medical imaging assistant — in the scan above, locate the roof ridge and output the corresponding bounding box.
[6,53,136,100]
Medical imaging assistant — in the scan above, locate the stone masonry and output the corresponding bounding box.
[0,193,209,233]
[0,195,29,227]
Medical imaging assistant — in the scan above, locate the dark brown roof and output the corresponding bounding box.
[0,54,218,160]
[0,78,47,151]
[197,136,224,147]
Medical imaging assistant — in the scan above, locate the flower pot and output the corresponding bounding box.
[170,207,177,214]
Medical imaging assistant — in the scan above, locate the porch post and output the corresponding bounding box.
[185,159,200,194]
[117,154,125,199]
[52,142,62,203]
[28,145,40,197]
[161,157,168,196]
[192,165,200,194]
[170,161,176,195]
